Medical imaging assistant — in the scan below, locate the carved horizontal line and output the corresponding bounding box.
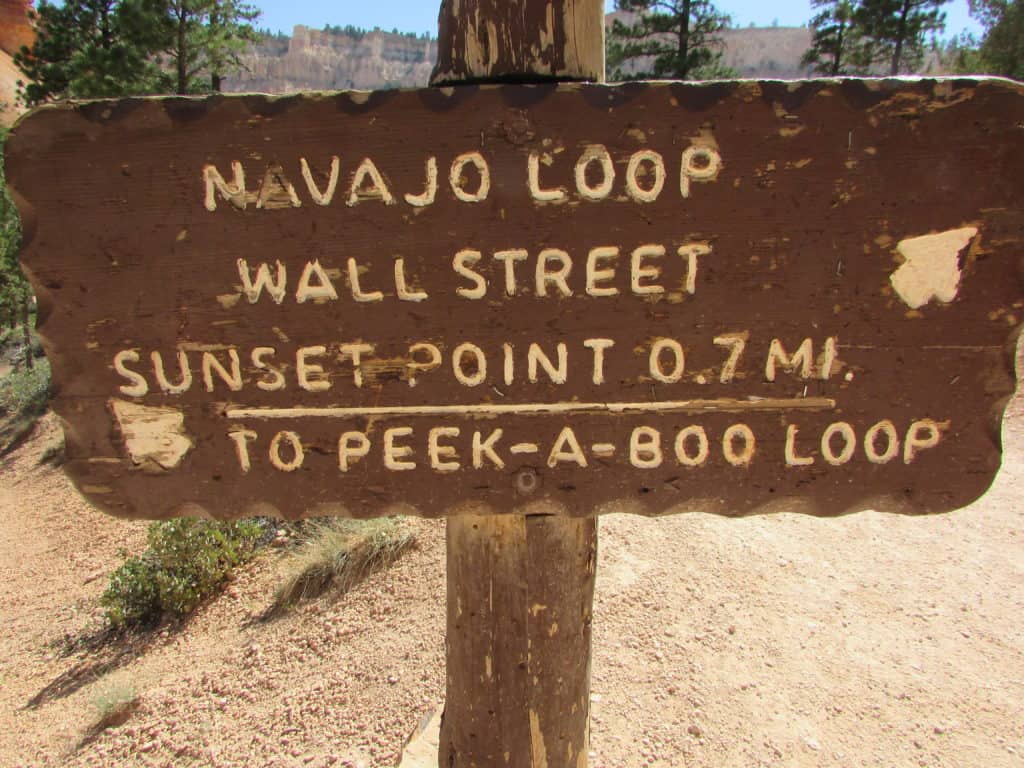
[509,443,540,454]
[226,397,836,419]
[839,344,1002,350]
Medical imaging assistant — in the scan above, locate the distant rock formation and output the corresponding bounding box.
[606,11,816,80]
[718,26,815,79]
[225,16,956,96]
[0,0,31,58]
[224,24,437,94]
[606,13,948,79]
[223,21,820,95]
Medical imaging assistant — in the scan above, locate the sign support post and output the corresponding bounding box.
[441,515,597,766]
[431,2,603,765]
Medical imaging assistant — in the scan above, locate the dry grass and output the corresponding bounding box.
[86,676,139,738]
[267,518,417,616]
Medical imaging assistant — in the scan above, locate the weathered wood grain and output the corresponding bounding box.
[440,514,596,767]
[431,0,604,85]
[436,7,600,767]
[5,79,1022,521]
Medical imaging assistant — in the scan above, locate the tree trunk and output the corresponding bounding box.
[891,0,910,75]
[20,292,32,370]
[100,1,112,50]
[833,19,846,76]
[679,0,692,79]
[210,6,222,93]
[177,12,188,95]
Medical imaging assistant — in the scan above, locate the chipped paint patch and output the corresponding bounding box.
[110,399,194,470]
[626,127,647,143]
[890,227,978,310]
[529,709,549,768]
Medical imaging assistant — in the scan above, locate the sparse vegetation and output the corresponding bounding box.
[0,357,50,456]
[100,515,417,627]
[101,517,266,628]
[320,23,433,41]
[268,518,417,615]
[0,128,30,384]
[90,676,139,732]
[37,433,65,466]
[0,356,49,419]
[0,124,44,456]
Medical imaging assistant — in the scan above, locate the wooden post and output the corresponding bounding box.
[442,515,597,767]
[431,0,604,85]
[433,1,603,766]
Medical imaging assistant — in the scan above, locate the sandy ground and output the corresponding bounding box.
[0,408,1021,768]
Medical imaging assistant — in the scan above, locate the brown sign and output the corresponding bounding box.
[6,79,1022,520]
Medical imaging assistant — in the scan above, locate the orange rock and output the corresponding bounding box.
[0,0,32,59]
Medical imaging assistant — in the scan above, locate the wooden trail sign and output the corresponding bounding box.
[6,78,1022,521]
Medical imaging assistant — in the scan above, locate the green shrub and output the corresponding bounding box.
[101,517,264,628]
[102,556,160,627]
[0,356,49,417]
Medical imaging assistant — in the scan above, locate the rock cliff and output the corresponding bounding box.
[607,11,816,79]
[0,0,31,125]
[719,26,814,79]
[0,0,30,58]
[224,14,959,96]
[223,21,820,95]
[225,25,437,93]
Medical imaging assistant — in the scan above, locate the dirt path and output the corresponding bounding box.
[0,410,1022,767]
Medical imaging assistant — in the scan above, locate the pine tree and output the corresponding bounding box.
[14,0,260,102]
[607,0,734,81]
[163,0,259,95]
[14,0,168,104]
[941,31,985,74]
[802,0,870,75]
[206,0,261,92]
[855,0,949,75]
[969,0,1023,79]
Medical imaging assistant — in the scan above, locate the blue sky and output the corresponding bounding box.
[255,0,982,39]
